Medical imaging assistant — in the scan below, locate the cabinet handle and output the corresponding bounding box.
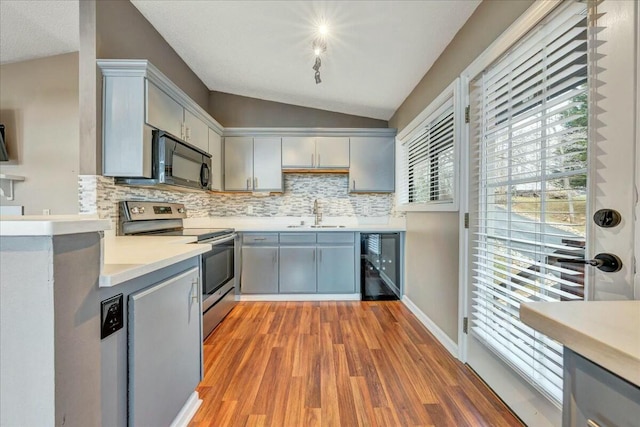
[246,178,250,190]
[311,153,314,167]
[254,177,258,189]
[313,249,316,262]
[181,122,185,140]
[320,249,323,263]
[191,278,199,302]
[587,420,601,427]
[352,180,356,190]
[253,237,267,241]
[318,153,321,166]
[273,252,277,264]
[186,126,191,141]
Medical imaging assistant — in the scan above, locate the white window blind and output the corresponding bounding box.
[398,94,456,210]
[469,1,588,404]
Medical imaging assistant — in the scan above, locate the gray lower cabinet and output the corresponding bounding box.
[349,136,395,192]
[317,245,355,293]
[279,246,317,292]
[563,348,640,427]
[128,267,201,427]
[241,246,279,293]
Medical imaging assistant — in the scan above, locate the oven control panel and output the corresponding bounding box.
[121,201,188,221]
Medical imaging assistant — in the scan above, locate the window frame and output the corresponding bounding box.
[396,78,463,212]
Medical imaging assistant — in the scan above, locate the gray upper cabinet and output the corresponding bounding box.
[316,137,349,168]
[146,80,184,139]
[99,60,224,179]
[282,137,315,168]
[224,137,254,191]
[208,128,223,191]
[349,136,395,192]
[282,137,349,169]
[224,137,282,191]
[183,109,209,153]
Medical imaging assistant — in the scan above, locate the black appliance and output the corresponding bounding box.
[0,124,9,162]
[361,233,401,301]
[116,130,211,191]
[119,201,236,339]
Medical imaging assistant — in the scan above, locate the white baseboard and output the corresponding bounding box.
[401,296,459,359]
[170,391,202,427]
[239,293,361,301]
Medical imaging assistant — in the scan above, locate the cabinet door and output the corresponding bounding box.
[317,246,356,293]
[316,137,350,168]
[282,137,315,168]
[146,80,184,139]
[183,109,209,153]
[241,246,279,293]
[253,137,282,191]
[349,136,395,192]
[224,137,254,191]
[208,128,223,191]
[279,247,317,293]
[129,268,201,427]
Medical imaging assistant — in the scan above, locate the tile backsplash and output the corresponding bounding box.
[80,173,402,230]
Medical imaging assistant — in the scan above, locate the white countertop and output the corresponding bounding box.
[100,236,211,287]
[183,216,406,232]
[0,215,110,236]
[520,301,640,386]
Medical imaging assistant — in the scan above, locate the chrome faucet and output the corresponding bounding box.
[313,199,322,225]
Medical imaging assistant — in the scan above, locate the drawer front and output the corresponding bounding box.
[317,232,355,244]
[242,233,279,245]
[279,233,317,244]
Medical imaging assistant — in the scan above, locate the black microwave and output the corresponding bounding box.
[117,130,211,191]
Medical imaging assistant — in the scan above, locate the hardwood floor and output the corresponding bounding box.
[190,301,522,427]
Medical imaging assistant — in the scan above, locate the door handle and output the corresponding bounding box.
[556,253,622,272]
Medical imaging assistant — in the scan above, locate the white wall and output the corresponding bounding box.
[0,53,79,215]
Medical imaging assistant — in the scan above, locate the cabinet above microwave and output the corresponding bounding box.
[98,60,224,191]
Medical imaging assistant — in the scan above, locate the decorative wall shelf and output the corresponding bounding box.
[0,174,25,201]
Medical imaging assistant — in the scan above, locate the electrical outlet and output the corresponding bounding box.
[42,209,51,215]
[101,294,123,339]
[247,205,254,215]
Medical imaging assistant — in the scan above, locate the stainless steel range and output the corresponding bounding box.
[120,201,237,339]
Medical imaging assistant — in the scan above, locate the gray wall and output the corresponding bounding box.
[209,91,388,128]
[389,0,535,344]
[0,53,80,215]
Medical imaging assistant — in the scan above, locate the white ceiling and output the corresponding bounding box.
[0,0,480,121]
[0,0,79,65]
[131,0,480,120]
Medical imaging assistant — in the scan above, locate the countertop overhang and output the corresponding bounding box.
[0,215,110,236]
[520,300,640,387]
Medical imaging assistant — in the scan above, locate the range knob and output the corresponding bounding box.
[130,206,145,215]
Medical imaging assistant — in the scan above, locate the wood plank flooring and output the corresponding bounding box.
[190,301,522,427]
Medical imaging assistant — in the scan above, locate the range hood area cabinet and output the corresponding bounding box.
[224,136,283,192]
[349,136,395,193]
[98,60,224,190]
[282,137,350,169]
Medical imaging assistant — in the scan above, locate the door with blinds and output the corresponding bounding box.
[464,0,637,424]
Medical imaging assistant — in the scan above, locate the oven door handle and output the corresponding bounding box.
[200,234,237,245]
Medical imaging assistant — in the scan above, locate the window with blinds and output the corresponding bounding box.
[469,1,588,404]
[398,90,457,210]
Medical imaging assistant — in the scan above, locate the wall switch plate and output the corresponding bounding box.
[101,294,123,339]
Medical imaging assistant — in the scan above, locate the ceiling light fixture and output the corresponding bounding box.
[311,37,327,84]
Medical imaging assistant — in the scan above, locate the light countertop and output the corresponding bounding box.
[0,215,110,236]
[183,216,406,232]
[100,236,211,287]
[520,300,640,386]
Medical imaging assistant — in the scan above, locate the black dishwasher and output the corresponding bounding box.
[360,233,400,300]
